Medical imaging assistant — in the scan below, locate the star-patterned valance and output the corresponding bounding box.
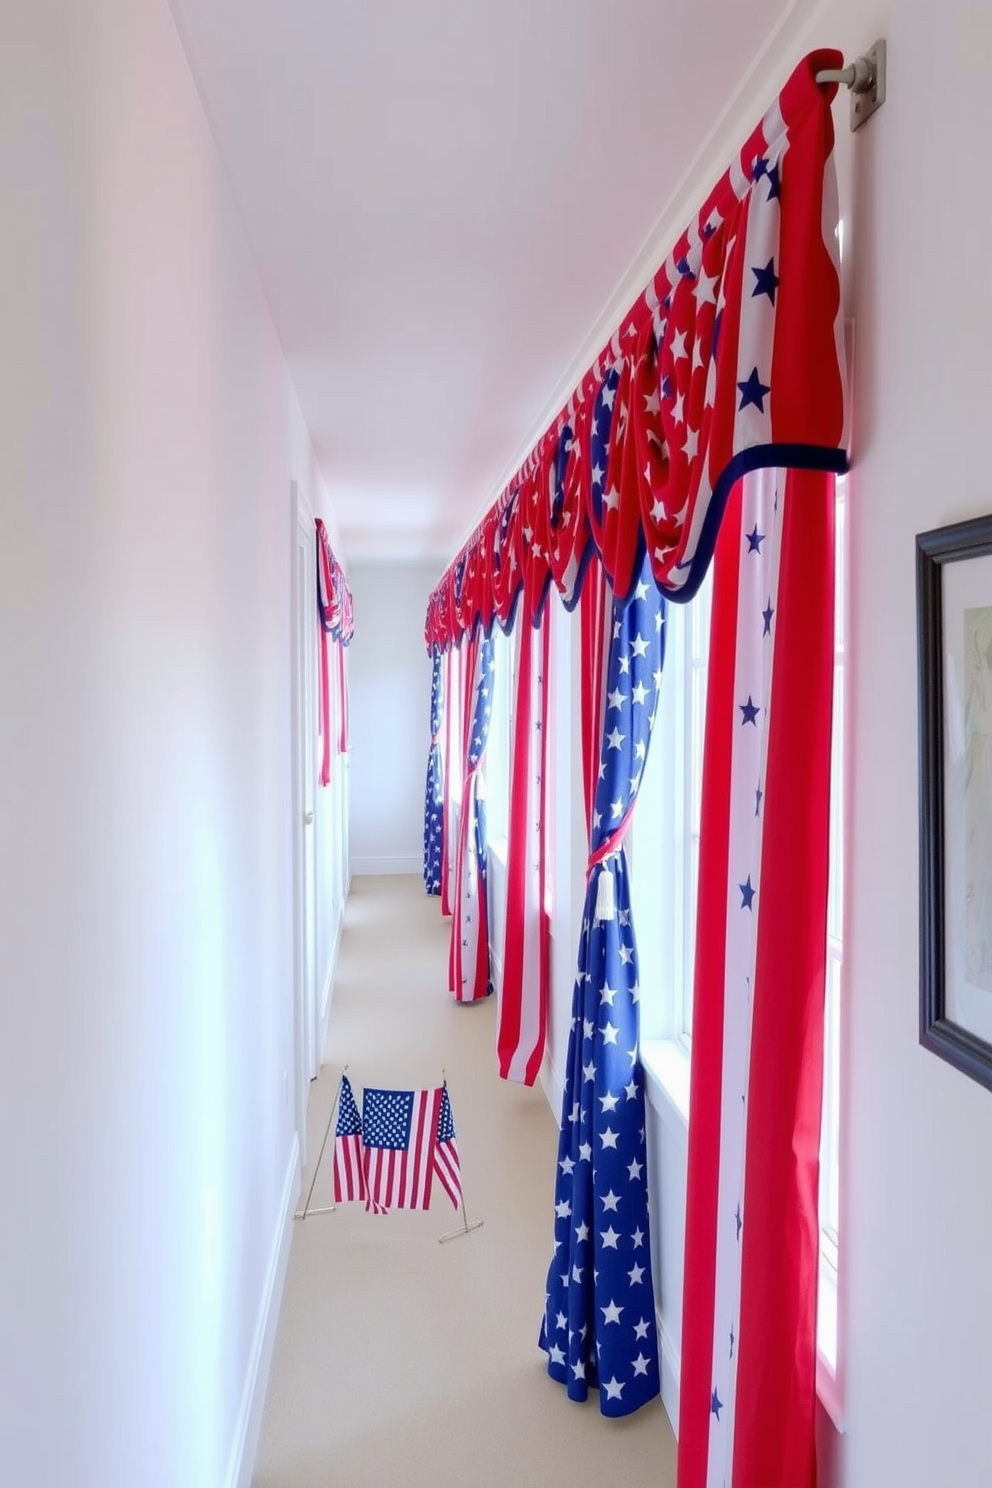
[316,519,354,644]
[425,50,848,652]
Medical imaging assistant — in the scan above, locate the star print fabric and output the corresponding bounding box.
[423,648,445,895]
[540,556,665,1416]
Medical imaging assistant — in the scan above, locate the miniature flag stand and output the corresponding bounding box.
[293,1065,348,1221]
[295,1066,482,1243]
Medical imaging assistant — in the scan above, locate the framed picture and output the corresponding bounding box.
[918,513,992,1092]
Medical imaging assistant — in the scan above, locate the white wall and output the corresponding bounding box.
[0,5,343,1485]
[316,637,351,1030]
[818,1,992,1482]
[347,561,441,874]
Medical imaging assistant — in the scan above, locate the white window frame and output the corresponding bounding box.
[483,623,515,860]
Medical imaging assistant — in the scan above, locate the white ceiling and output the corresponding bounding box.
[169,0,808,563]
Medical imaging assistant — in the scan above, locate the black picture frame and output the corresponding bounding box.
[918,513,992,1092]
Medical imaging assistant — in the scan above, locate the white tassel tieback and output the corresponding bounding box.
[594,862,617,923]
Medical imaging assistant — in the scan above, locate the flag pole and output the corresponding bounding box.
[438,1197,484,1243]
[438,1068,484,1243]
[294,1064,347,1220]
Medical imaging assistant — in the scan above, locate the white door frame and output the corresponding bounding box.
[290,480,319,1170]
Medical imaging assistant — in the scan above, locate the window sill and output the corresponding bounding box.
[641,1038,691,1130]
[641,1036,844,1432]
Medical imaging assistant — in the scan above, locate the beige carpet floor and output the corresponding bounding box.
[252,874,677,1488]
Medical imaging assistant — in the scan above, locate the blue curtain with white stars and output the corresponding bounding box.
[423,648,445,895]
[539,556,665,1416]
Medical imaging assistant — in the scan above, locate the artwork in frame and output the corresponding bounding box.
[917,512,992,1092]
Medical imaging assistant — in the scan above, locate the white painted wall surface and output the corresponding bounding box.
[816,1,992,1482]
[347,561,441,874]
[0,5,343,1485]
[315,635,350,1034]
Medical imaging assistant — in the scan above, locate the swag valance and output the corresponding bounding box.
[315,517,353,789]
[425,49,848,653]
[316,518,354,644]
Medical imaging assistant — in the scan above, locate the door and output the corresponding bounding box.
[291,482,319,1168]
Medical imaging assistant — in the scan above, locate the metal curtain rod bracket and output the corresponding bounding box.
[816,39,886,131]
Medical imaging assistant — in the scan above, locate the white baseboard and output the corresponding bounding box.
[226,1134,300,1488]
[350,855,421,875]
[658,1305,681,1440]
[539,1047,565,1124]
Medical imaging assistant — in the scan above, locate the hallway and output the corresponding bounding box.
[252,876,676,1487]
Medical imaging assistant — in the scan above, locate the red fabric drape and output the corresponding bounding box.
[497,610,551,1084]
[319,621,333,788]
[732,468,832,1486]
[315,518,352,788]
[678,469,833,1486]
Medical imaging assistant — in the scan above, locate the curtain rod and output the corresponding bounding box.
[816,40,885,129]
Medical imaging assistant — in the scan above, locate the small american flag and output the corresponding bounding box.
[332,1074,366,1205]
[362,1087,442,1214]
[433,1083,462,1211]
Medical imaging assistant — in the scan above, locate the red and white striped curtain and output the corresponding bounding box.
[678,467,834,1487]
[497,609,551,1083]
[315,518,353,787]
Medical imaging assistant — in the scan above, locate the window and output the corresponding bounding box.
[483,624,514,853]
[443,643,464,893]
[682,566,713,1044]
[631,568,711,1052]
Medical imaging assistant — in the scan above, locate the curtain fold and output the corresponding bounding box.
[315,517,353,787]
[423,648,445,895]
[677,468,833,1488]
[318,615,334,788]
[497,608,551,1083]
[448,636,495,1002]
[539,555,665,1417]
